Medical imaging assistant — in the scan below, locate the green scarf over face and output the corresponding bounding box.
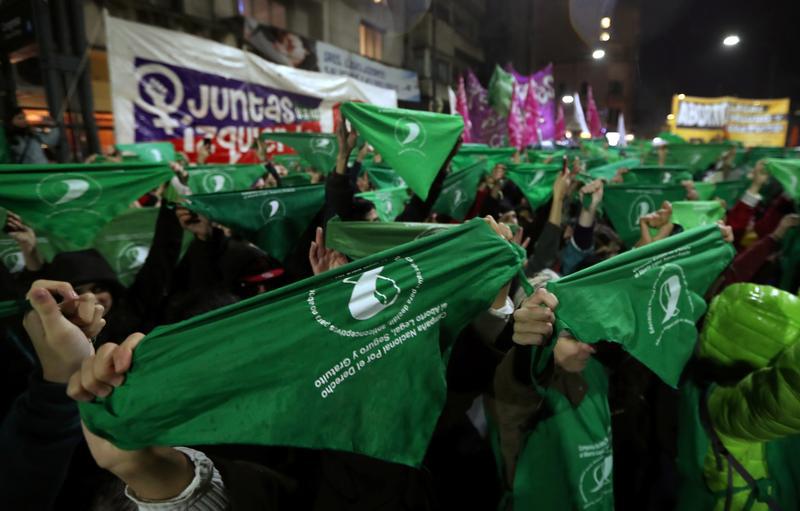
[340,102,464,200]
[546,224,734,387]
[602,184,688,247]
[355,187,409,222]
[115,142,177,163]
[325,218,454,259]
[262,132,339,174]
[79,219,525,466]
[0,163,172,251]
[185,185,325,261]
[432,161,486,220]
[764,159,800,202]
[505,163,562,209]
[670,201,725,230]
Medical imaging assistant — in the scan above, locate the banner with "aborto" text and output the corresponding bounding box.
[669,95,789,147]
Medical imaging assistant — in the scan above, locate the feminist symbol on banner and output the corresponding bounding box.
[260,199,285,221]
[135,63,184,136]
[394,117,427,155]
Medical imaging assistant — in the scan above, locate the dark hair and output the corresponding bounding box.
[163,289,240,324]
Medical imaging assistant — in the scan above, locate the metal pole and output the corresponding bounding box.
[430,0,436,111]
[68,0,100,155]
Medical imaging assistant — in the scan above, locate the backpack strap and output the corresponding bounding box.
[698,388,783,511]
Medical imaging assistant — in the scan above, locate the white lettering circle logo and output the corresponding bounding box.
[37,173,102,208]
[579,454,614,506]
[260,198,285,222]
[0,246,25,273]
[627,194,656,229]
[527,170,546,188]
[647,264,695,346]
[307,256,425,338]
[311,137,336,155]
[343,266,401,320]
[394,117,427,155]
[202,173,233,193]
[116,243,150,280]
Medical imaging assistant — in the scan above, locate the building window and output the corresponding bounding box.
[359,22,383,61]
[242,0,286,28]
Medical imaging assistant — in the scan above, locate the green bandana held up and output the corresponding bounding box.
[505,163,562,209]
[432,161,487,220]
[1,231,55,273]
[262,132,339,174]
[355,186,409,222]
[546,224,735,387]
[451,144,515,172]
[779,228,800,292]
[185,185,325,261]
[279,173,313,188]
[582,158,640,183]
[325,218,455,259]
[115,142,177,163]
[602,184,688,247]
[181,164,266,194]
[0,164,172,251]
[764,159,800,202]
[644,144,731,174]
[79,219,526,467]
[710,180,749,208]
[367,167,406,190]
[340,102,464,200]
[670,201,725,230]
[622,166,693,185]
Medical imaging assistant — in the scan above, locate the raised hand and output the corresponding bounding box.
[512,288,559,346]
[23,280,105,383]
[309,227,348,276]
[554,333,596,373]
[772,214,800,241]
[175,206,212,241]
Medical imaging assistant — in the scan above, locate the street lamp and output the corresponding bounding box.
[592,49,605,60]
[562,95,574,104]
[722,34,740,47]
[600,17,611,29]
[600,31,610,42]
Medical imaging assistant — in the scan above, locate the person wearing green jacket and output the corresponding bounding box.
[677,283,800,511]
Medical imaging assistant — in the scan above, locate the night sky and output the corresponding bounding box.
[636,0,800,132]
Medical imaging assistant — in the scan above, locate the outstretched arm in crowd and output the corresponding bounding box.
[725,161,768,247]
[308,226,347,276]
[635,201,674,247]
[561,179,603,275]
[0,280,104,508]
[396,137,463,223]
[5,211,43,272]
[525,166,571,276]
[67,334,230,508]
[323,120,360,222]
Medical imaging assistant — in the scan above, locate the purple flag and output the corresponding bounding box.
[507,64,556,141]
[555,102,566,140]
[455,75,473,143]
[508,84,525,149]
[465,70,507,146]
[523,82,541,146]
[587,85,603,138]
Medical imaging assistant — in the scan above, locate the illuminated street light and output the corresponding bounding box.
[723,34,740,47]
[678,93,686,99]
[561,95,574,104]
[667,114,675,121]
[600,31,610,41]
[592,49,605,60]
[600,17,611,29]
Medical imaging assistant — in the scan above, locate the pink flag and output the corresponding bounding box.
[507,84,525,150]
[523,82,540,147]
[455,75,472,143]
[586,85,603,137]
[555,102,566,140]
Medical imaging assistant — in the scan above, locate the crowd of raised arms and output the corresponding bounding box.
[1,105,800,511]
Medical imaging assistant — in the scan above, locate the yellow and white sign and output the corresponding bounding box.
[669,95,789,147]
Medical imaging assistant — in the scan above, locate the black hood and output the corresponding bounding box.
[44,249,124,299]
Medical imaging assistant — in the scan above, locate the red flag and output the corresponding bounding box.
[586,85,603,137]
[455,75,473,143]
[523,83,540,147]
[507,84,525,150]
[555,102,566,140]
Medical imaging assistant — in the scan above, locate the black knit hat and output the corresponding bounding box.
[44,249,124,299]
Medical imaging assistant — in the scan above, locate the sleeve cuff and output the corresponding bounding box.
[488,296,514,318]
[125,448,227,510]
[741,190,761,208]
